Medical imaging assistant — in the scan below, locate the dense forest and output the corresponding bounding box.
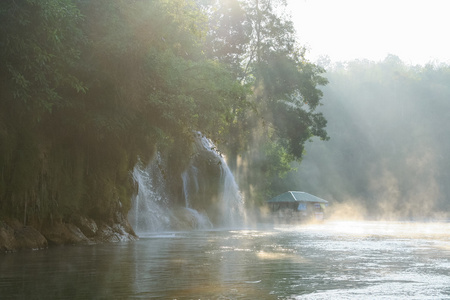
[0,0,327,227]
[281,56,450,220]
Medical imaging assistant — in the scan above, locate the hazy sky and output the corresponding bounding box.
[287,0,450,65]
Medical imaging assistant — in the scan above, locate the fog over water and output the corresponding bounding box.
[1,221,449,299]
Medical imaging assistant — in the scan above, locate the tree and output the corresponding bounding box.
[0,0,87,117]
[0,0,87,223]
[0,0,248,223]
[202,0,328,202]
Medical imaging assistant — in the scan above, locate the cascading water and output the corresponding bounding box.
[181,165,213,229]
[197,134,246,227]
[181,165,199,208]
[128,133,245,234]
[128,154,171,234]
[128,153,213,233]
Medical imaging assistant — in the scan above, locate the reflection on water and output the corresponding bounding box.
[1,221,450,299]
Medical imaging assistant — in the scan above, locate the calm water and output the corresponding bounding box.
[1,221,450,299]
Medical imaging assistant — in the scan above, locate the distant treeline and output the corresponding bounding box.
[283,56,450,219]
[0,0,327,225]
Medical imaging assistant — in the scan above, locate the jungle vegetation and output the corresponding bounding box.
[0,0,327,224]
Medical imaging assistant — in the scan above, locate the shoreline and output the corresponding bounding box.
[0,213,137,253]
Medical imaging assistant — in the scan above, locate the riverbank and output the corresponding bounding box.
[0,212,137,253]
[2,222,449,298]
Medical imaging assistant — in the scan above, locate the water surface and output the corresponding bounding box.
[1,221,450,299]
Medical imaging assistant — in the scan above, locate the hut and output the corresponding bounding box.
[267,191,328,221]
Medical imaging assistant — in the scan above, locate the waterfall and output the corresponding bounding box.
[128,154,171,234]
[181,165,199,208]
[197,134,246,227]
[128,133,245,234]
[129,153,213,234]
[181,164,213,229]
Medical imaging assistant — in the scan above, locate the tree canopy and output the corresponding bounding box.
[0,0,327,223]
[202,0,328,201]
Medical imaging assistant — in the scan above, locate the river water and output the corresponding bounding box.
[1,221,450,299]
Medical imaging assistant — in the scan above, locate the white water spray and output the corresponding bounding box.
[198,134,246,227]
[181,165,213,229]
[128,154,171,233]
[128,134,245,233]
[181,165,199,208]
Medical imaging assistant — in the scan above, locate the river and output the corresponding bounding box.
[1,221,450,299]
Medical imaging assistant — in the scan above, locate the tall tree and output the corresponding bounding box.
[0,0,248,223]
[0,0,87,223]
[203,0,328,202]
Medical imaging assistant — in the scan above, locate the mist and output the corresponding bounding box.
[281,55,450,220]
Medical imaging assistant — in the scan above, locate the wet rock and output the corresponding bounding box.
[170,207,213,230]
[73,215,98,238]
[0,220,48,252]
[0,222,17,252]
[95,223,119,242]
[1,209,137,252]
[42,222,90,245]
[113,210,136,238]
[96,222,137,243]
[14,226,48,250]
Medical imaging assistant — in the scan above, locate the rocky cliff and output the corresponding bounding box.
[1,211,136,253]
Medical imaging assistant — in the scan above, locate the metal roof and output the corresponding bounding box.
[267,191,328,204]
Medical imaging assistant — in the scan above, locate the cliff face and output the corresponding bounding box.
[1,134,243,252]
[1,211,137,253]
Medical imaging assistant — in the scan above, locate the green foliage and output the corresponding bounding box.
[0,0,87,116]
[203,0,251,79]
[0,0,251,223]
[291,57,450,218]
[202,0,328,203]
[0,0,88,223]
[0,0,328,222]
